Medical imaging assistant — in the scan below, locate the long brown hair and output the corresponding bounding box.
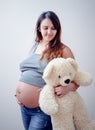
[35,11,66,62]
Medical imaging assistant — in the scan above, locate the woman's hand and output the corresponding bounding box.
[14,94,24,106]
[54,82,79,98]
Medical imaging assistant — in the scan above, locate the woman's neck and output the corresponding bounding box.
[35,41,48,54]
[40,40,49,46]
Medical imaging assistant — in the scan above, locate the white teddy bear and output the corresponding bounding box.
[39,57,95,130]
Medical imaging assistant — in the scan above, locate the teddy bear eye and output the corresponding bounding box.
[58,75,61,78]
[69,72,72,76]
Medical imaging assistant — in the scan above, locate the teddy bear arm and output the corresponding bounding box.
[39,86,58,115]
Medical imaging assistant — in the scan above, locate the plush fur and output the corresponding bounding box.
[39,58,95,130]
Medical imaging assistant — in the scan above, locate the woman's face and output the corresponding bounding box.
[40,18,57,43]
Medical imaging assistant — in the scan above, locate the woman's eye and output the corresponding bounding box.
[43,27,48,30]
[51,27,56,30]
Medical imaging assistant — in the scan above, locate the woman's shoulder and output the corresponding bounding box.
[29,41,39,53]
[62,43,75,59]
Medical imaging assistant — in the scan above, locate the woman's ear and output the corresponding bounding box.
[37,27,41,32]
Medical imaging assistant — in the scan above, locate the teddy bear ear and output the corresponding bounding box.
[43,64,55,80]
[66,58,78,71]
[74,71,92,86]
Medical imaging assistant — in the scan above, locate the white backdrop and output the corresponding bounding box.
[0,0,95,130]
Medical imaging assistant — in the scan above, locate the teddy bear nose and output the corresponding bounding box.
[64,79,70,84]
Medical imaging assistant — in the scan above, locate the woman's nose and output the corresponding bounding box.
[47,29,52,34]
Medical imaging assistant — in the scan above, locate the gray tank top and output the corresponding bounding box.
[19,42,47,87]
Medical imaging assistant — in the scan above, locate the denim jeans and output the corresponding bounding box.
[20,106,52,130]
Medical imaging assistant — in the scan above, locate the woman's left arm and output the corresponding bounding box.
[54,82,79,97]
[69,81,79,91]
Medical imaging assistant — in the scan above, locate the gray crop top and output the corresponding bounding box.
[19,42,47,87]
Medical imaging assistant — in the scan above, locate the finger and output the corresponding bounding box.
[54,85,61,88]
[18,102,24,106]
[14,94,17,96]
[38,88,42,92]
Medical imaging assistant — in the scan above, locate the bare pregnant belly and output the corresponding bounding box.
[15,81,41,108]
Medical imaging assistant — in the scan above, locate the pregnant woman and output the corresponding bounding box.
[15,11,79,130]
